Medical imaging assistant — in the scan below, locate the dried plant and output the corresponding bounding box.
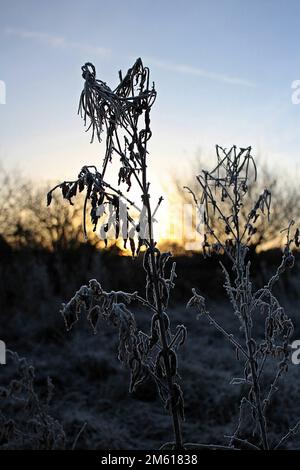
[172,154,300,254]
[186,145,300,450]
[0,350,65,450]
[48,59,185,449]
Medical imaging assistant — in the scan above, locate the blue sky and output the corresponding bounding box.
[0,0,300,189]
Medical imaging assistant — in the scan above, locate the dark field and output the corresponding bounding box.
[1,243,300,450]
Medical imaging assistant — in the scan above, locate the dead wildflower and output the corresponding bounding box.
[0,351,65,450]
[186,146,300,450]
[186,288,207,316]
[49,59,186,449]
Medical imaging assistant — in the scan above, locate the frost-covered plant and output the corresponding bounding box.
[0,350,65,450]
[186,145,300,450]
[48,59,185,449]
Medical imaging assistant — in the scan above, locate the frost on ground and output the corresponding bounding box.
[1,293,300,450]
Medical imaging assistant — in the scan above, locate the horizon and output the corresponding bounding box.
[1,0,300,246]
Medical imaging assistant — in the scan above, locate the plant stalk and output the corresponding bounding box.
[141,169,183,450]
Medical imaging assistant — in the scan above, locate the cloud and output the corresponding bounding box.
[4,27,110,58]
[144,57,256,87]
[4,28,254,87]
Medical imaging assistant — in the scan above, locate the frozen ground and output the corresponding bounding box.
[2,295,300,450]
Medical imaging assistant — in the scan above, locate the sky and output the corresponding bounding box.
[0,0,300,202]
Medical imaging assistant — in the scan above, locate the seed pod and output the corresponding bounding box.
[151,313,160,331]
[149,327,159,349]
[143,248,152,275]
[169,350,177,377]
[129,357,142,393]
[155,351,165,378]
[176,325,187,347]
[159,252,172,277]
[173,383,185,420]
[248,338,257,355]
[87,305,101,333]
[163,313,170,331]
